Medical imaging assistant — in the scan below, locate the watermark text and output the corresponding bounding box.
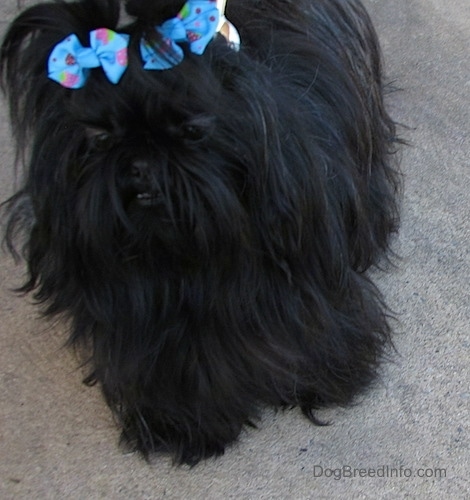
[313,465,447,480]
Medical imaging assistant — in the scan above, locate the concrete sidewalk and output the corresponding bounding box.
[1,0,468,498]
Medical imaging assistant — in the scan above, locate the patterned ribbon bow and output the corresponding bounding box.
[140,0,220,70]
[48,29,129,89]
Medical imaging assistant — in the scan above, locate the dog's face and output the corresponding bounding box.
[56,61,236,258]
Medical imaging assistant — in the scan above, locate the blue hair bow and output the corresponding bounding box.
[140,0,220,70]
[48,29,129,88]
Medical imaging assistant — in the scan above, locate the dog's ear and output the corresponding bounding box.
[0,0,121,146]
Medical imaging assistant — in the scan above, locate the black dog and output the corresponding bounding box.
[1,0,401,464]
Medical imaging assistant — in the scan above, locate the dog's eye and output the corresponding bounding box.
[85,127,115,151]
[92,132,115,151]
[182,124,206,143]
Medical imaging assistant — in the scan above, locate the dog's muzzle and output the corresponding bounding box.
[130,159,163,207]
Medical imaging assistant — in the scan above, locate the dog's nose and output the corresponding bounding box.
[131,159,150,180]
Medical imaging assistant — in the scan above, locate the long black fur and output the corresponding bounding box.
[1,0,401,464]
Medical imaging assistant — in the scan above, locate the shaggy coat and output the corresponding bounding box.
[1,0,400,464]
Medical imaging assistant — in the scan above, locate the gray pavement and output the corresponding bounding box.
[1,0,469,498]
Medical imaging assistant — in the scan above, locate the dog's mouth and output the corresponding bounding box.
[136,192,161,206]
